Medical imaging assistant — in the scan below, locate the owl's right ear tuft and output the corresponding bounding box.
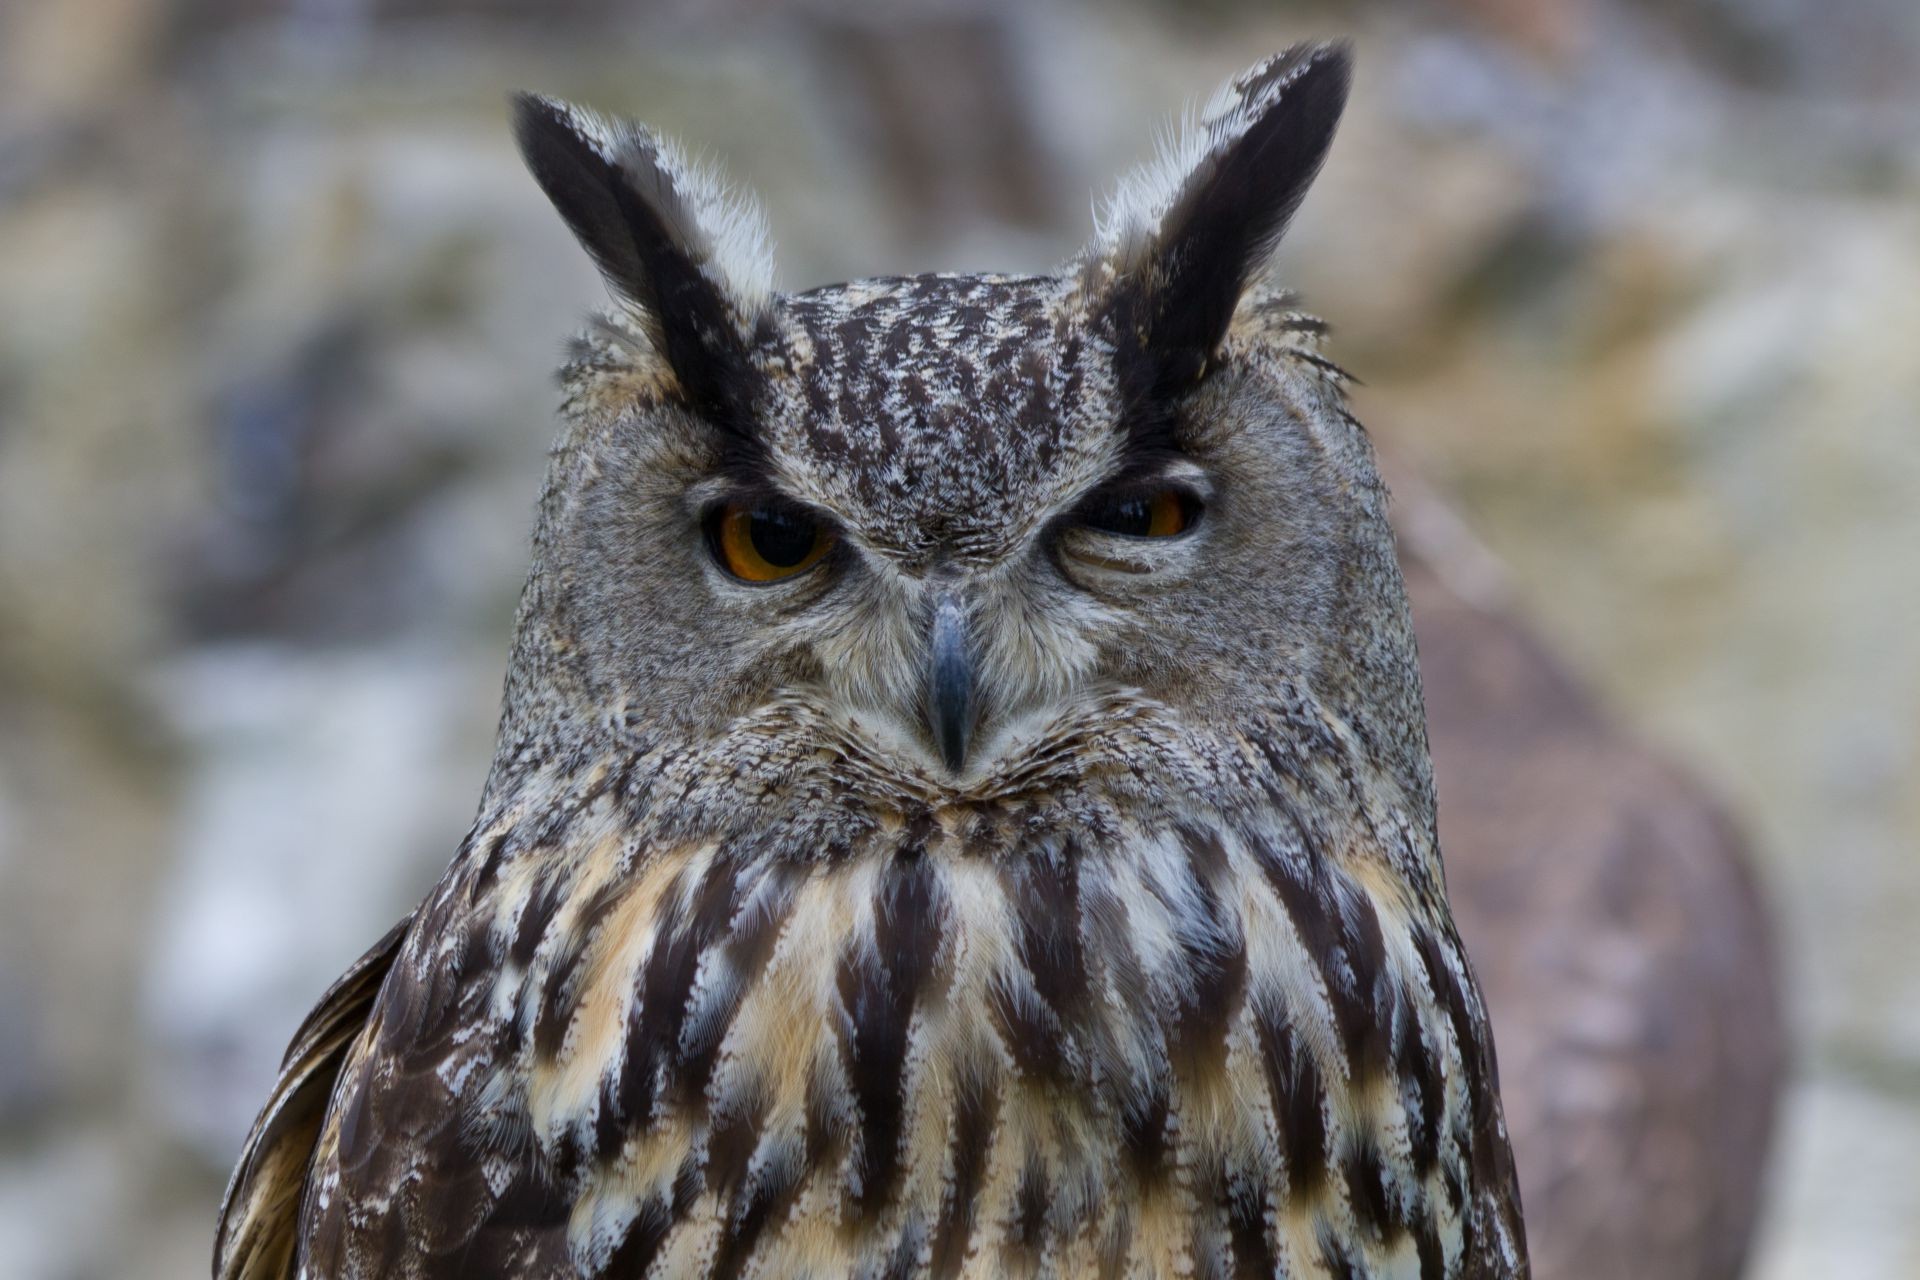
[1086,43,1350,408]
[511,93,773,429]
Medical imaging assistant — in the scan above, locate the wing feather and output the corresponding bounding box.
[212,916,413,1280]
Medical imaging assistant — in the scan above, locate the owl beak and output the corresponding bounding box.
[927,593,975,773]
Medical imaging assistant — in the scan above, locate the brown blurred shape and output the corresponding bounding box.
[1396,474,1786,1280]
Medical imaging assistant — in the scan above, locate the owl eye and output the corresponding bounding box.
[1075,487,1199,539]
[706,500,835,582]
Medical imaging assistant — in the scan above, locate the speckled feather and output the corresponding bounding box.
[217,43,1528,1280]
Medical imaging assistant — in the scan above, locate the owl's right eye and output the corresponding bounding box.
[705,500,835,583]
[1074,486,1201,539]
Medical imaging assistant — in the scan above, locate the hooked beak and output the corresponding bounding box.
[927,593,975,773]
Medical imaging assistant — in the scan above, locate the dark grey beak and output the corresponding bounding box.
[928,593,975,773]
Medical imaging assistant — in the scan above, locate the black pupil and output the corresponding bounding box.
[1084,496,1156,536]
[749,509,818,566]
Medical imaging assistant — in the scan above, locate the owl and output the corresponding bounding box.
[214,42,1528,1280]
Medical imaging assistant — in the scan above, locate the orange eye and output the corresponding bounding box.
[707,501,834,582]
[1077,488,1198,538]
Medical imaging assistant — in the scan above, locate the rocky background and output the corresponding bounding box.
[1,0,1916,1275]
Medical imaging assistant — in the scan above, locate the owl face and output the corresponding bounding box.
[515,47,1370,789]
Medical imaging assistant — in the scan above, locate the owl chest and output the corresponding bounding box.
[479,820,1475,1276]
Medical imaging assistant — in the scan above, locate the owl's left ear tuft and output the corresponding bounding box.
[512,93,774,430]
[1088,42,1351,402]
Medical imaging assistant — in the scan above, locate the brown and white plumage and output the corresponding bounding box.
[216,44,1529,1279]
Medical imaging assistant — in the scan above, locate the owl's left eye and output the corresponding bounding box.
[706,500,835,583]
[1074,487,1200,539]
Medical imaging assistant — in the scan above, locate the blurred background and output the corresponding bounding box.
[1,0,1917,1276]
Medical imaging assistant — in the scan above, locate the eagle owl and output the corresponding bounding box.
[215,43,1529,1280]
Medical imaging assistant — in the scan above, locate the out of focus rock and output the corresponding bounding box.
[0,1127,129,1279]
[0,979,46,1128]
[1752,1071,1920,1278]
[142,643,495,1158]
[0,780,49,1127]
[0,0,166,128]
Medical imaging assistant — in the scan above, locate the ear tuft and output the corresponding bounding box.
[511,93,773,425]
[1086,42,1351,401]
[512,93,774,320]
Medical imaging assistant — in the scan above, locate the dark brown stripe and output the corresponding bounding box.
[443,1177,570,1279]
[837,853,945,1218]
[1332,888,1392,1083]
[1343,1133,1404,1244]
[602,1198,671,1279]
[533,874,632,1061]
[1172,826,1250,1080]
[710,1131,806,1280]
[470,827,511,895]
[704,1073,769,1202]
[1395,989,1443,1179]
[1007,1154,1050,1261]
[1252,823,1393,1085]
[509,875,568,969]
[929,1074,1000,1280]
[1007,840,1090,1024]
[1225,1170,1277,1280]
[1120,1072,1173,1183]
[1413,925,1506,1195]
[986,979,1075,1083]
[879,1220,927,1280]
[716,1071,848,1276]
[1412,1205,1446,1279]
[678,864,801,1102]
[1317,1227,1362,1280]
[1252,996,1329,1199]
[614,857,739,1135]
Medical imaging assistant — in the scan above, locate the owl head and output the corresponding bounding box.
[498,43,1427,820]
